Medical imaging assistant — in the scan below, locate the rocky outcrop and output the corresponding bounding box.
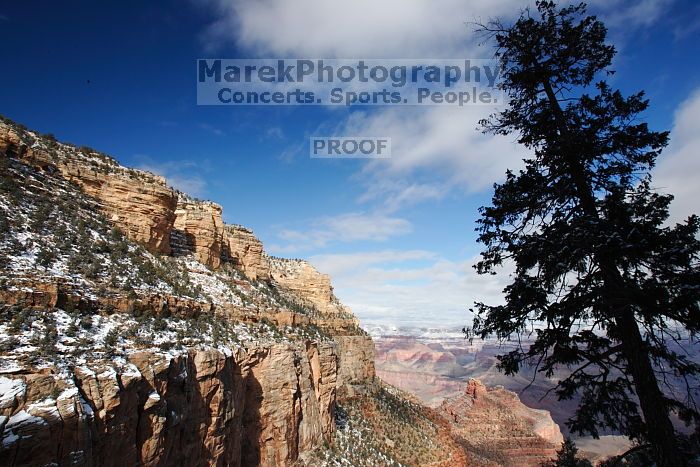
[0,122,177,254]
[239,343,335,465]
[64,173,176,256]
[306,342,338,438]
[172,195,225,269]
[223,225,270,281]
[169,201,272,280]
[0,276,216,320]
[269,258,354,318]
[0,343,339,467]
[438,379,562,467]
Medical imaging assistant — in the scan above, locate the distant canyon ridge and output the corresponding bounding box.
[370,325,637,463]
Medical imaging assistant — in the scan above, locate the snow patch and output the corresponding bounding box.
[7,410,48,429]
[0,377,26,409]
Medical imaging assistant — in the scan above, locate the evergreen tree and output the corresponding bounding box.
[36,246,56,268]
[542,438,592,467]
[468,2,700,465]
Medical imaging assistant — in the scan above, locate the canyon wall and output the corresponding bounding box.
[0,118,379,466]
[171,195,225,269]
[335,335,377,397]
[0,122,276,278]
[0,343,339,467]
[223,225,270,281]
[169,199,273,280]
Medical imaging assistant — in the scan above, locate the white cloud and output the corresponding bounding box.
[342,105,525,210]
[269,212,413,253]
[589,0,674,29]
[195,0,672,58]
[194,0,673,211]
[653,87,700,224]
[307,250,510,328]
[319,212,412,240]
[309,249,437,276]
[196,0,522,58]
[358,180,449,213]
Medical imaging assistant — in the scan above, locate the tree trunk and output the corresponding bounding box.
[616,310,686,466]
[540,79,685,466]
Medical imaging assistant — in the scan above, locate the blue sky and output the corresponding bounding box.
[1,0,699,328]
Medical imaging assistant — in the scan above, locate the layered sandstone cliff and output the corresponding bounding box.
[223,225,270,281]
[335,335,376,397]
[169,198,273,280]
[171,195,225,269]
[0,122,177,254]
[0,343,340,467]
[268,257,355,319]
[0,121,278,278]
[438,379,563,467]
[0,117,377,466]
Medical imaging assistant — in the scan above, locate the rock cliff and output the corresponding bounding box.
[172,195,225,269]
[0,121,177,255]
[0,121,285,279]
[0,343,340,467]
[223,225,270,281]
[268,257,354,318]
[335,335,376,398]
[0,117,376,466]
